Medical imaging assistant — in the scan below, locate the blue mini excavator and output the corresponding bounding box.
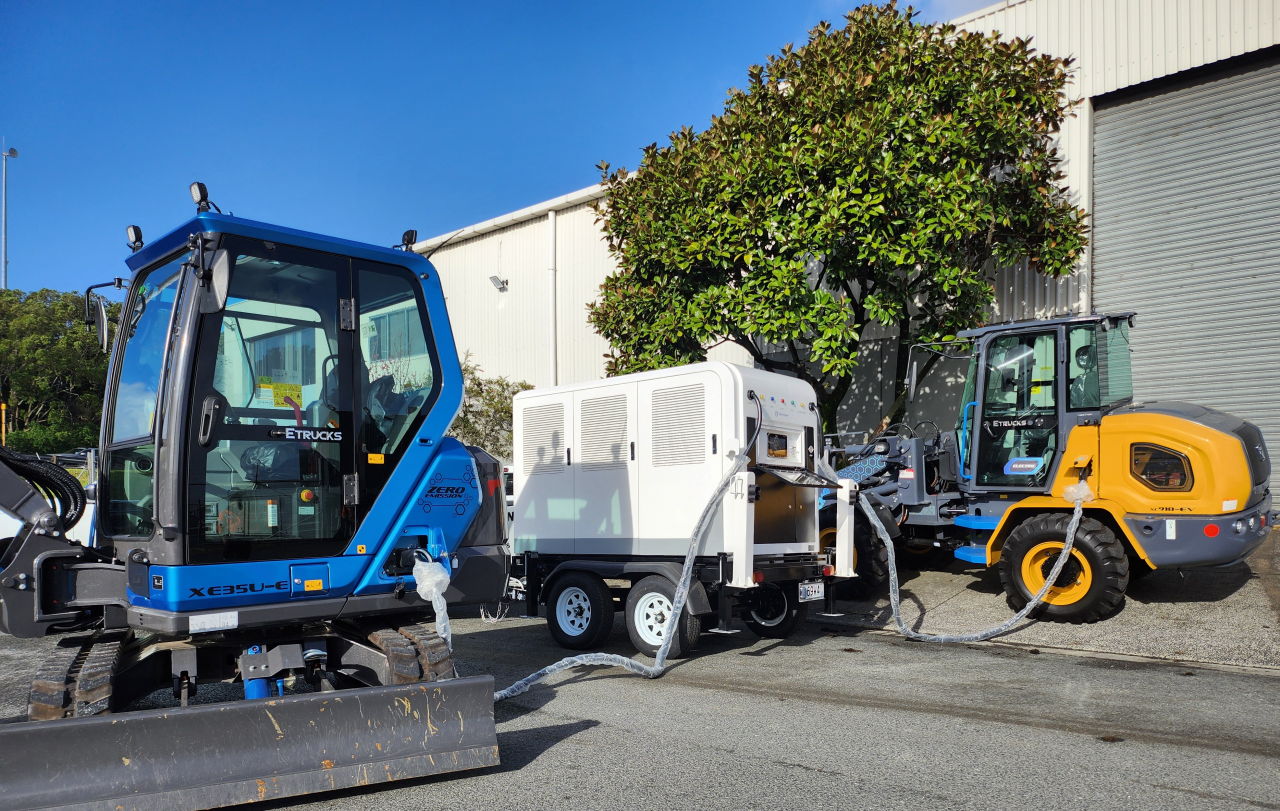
[0,184,509,808]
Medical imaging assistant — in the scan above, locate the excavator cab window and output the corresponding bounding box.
[102,252,185,537]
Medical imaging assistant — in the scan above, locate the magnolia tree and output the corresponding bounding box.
[590,2,1087,431]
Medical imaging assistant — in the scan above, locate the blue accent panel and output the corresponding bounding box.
[958,401,978,481]
[954,515,1001,530]
[953,544,988,564]
[349,439,479,595]
[137,556,373,611]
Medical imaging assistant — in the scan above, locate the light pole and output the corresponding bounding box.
[1,147,16,291]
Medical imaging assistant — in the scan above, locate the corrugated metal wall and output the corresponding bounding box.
[957,0,1280,318]
[1092,55,1280,491]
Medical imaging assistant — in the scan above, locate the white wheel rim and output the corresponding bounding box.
[555,587,592,636]
[633,592,673,647]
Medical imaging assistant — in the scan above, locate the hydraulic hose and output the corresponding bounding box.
[491,394,766,702]
[859,480,1094,643]
[0,447,87,531]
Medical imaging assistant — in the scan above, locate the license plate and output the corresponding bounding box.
[798,579,824,603]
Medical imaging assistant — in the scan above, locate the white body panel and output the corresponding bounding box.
[512,361,826,567]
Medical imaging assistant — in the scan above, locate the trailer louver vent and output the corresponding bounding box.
[522,403,565,476]
[652,384,705,467]
[579,395,629,469]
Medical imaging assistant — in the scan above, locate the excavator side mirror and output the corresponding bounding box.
[94,297,109,353]
[908,358,919,403]
[199,249,232,313]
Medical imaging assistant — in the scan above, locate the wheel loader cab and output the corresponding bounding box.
[958,314,1135,494]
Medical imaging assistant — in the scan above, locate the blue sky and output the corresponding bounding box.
[0,0,987,295]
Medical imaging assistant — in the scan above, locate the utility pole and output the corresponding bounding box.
[1,146,17,290]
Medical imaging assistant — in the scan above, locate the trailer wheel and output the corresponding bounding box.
[999,513,1130,623]
[743,583,806,639]
[625,575,700,659]
[546,573,615,650]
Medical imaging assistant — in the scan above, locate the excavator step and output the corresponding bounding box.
[0,675,498,810]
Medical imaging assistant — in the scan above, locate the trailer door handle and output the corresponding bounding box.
[630,441,635,461]
[566,448,572,466]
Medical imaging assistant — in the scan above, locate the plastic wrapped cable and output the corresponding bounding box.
[493,395,765,703]
[859,479,1094,644]
[412,552,453,650]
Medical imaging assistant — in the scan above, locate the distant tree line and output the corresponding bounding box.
[0,289,111,454]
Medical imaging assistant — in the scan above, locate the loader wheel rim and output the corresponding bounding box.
[633,592,672,647]
[1021,541,1092,605]
[818,527,857,568]
[554,586,592,636]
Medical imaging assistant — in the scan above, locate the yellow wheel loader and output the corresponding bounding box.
[823,313,1274,622]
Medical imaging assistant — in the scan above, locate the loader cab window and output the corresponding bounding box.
[103,253,185,537]
[974,330,1057,488]
[185,238,353,563]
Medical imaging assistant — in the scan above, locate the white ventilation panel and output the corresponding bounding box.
[578,394,629,468]
[521,403,565,476]
[651,384,705,467]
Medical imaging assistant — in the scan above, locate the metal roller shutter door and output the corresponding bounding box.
[1092,56,1280,494]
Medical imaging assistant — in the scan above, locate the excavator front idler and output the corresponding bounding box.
[0,675,498,810]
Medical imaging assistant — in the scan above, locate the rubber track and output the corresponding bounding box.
[26,640,85,721]
[365,628,423,684]
[73,632,128,717]
[397,622,457,681]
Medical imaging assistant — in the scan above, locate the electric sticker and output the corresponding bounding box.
[1003,457,1045,476]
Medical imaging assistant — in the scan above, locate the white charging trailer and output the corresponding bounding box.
[511,361,854,656]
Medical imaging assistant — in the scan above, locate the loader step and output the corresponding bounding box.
[953,544,988,564]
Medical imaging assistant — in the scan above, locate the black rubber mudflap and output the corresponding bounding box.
[0,676,498,810]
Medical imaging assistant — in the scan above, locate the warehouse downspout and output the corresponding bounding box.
[548,209,558,386]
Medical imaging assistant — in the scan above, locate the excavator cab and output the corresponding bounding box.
[955,313,1134,492]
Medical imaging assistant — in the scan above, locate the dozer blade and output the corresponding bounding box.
[0,675,498,811]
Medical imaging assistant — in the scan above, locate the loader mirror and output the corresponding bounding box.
[199,249,232,313]
[94,297,110,353]
[908,358,919,403]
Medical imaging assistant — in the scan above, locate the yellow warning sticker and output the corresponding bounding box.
[356,545,367,554]
[304,579,324,592]
[272,383,303,408]
[367,453,386,465]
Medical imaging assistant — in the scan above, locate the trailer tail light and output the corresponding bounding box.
[822,565,835,577]
[752,571,765,584]
[1203,523,1220,538]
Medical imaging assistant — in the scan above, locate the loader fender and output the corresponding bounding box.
[985,497,1152,568]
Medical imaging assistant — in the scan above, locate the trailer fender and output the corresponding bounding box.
[541,561,713,615]
[984,497,1152,567]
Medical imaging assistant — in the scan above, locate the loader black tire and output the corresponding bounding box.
[398,622,457,681]
[546,572,615,650]
[625,575,699,659]
[999,513,1129,624]
[818,514,889,587]
[743,583,806,639]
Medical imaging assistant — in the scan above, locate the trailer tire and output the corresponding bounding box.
[625,575,699,659]
[999,513,1129,623]
[546,573,615,650]
[743,583,806,639]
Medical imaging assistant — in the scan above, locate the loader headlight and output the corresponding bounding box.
[1232,520,1246,534]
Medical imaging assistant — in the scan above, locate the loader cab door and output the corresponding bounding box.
[967,328,1060,491]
